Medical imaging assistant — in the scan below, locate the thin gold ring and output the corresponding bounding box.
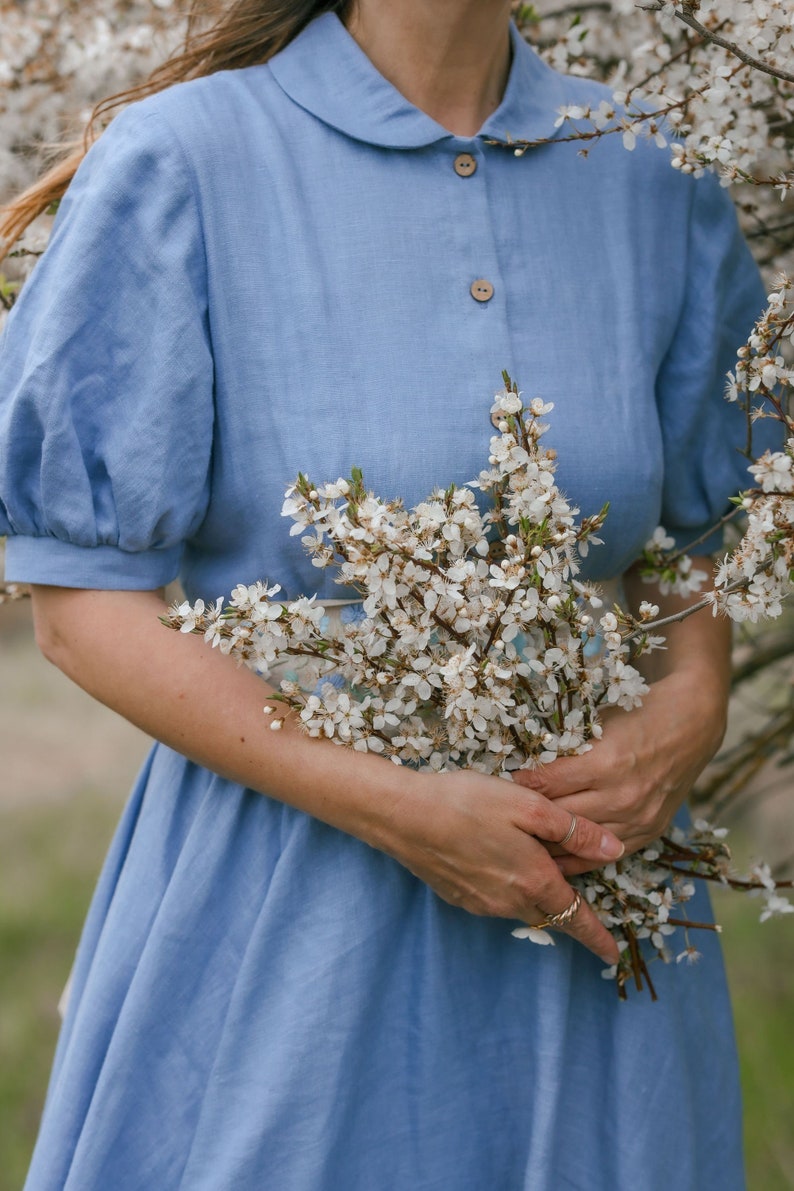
[537,888,583,930]
[558,813,577,849]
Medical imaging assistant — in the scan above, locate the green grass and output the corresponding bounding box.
[1,793,792,1191]
[0,788,123,1191]
[714,885,794,1191]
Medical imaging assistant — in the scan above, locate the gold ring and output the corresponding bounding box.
[537,888,583,930]
[558,813,577,849]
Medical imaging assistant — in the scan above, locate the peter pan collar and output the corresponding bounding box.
[268,11,570,149]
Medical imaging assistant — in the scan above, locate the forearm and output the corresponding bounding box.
[523,557,735,863]
[622,555,732,708]
[28,585,625,962]
[30,585,407,849]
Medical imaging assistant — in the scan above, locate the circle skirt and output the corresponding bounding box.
[26,609,744,1189]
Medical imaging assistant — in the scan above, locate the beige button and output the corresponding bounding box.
[470,278,494,303]
[454,152,477,177]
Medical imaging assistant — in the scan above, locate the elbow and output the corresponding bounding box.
[29,587,75,671]
[32,606,64,667]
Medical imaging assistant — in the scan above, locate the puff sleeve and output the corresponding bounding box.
[654,169,780,555]
[0,101,214,588]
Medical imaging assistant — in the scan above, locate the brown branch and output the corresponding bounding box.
[659,862,794,891]
[483,585,518,654]
[659,504,745,566]
[531,2,612,19]
[486,60,743,154]
[731,634,794,687]
[666,916,722,931]
[624,15,733,90]
[748,217,794,242]
[625,925,646,993]
[694,703,794,813]
[646,1,794,86]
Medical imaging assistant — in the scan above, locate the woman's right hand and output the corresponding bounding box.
[377,770,623,965]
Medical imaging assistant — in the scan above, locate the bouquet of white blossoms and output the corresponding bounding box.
[166,363,793,1000]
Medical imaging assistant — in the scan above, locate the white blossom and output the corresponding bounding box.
[161,382,791,998]
[760,894,794,922]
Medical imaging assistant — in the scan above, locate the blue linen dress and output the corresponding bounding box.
[0,13,771,1190]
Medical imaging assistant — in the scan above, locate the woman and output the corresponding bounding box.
[0,1,765,1187]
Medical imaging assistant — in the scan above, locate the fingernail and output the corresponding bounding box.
[600,834,625,860]
[554,859,567,872]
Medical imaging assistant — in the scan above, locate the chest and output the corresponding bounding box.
[188,125,687,588]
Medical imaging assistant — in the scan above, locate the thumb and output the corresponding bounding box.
[522,793,624,863]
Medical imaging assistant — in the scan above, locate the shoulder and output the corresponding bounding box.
[111,65,290,176]
[544,66,695,206]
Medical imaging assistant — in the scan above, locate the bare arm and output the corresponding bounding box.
[622,557,732,700]
[516,556,732,870]
[29,583,625,962]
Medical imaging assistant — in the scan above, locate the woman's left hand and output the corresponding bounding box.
[513,669,728,875]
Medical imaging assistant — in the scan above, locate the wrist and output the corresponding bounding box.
[651,669,729,752]
[362,765,432,859]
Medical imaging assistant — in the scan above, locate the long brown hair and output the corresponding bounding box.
[0,0,347,256]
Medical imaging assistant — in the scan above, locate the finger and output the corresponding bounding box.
[519,794,624,862]
[551,790,636,831]
[532,880,619,964]
[513,752,601,799]
[539,795,599,856]
[554,855,610,878]
[553,790,674,849]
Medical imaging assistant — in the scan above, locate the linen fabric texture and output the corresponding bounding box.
[0,13,769,1190]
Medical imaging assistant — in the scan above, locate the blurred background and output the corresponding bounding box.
[1,1,792,1188]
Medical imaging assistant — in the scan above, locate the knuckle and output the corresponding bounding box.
[521,768,550,797]
[569,816,599,854]
[516,788,544,818]
[512,767,539,789]
[478,900,503,919]
[462,894,497,918]
[518,798,553,838]
[587,750,610,780]
[608,747,637,778]
[477,887,515,919]
[498,878,523,916]
[507,874,535,905]
[637,801,664,835]
[613,786,636,813]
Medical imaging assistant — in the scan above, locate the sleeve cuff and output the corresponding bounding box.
[3,536,182,589]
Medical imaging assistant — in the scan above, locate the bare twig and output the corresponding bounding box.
[639,1,794,86]
[731,634,794,687]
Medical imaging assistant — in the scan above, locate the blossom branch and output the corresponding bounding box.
[641,1,794,86]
